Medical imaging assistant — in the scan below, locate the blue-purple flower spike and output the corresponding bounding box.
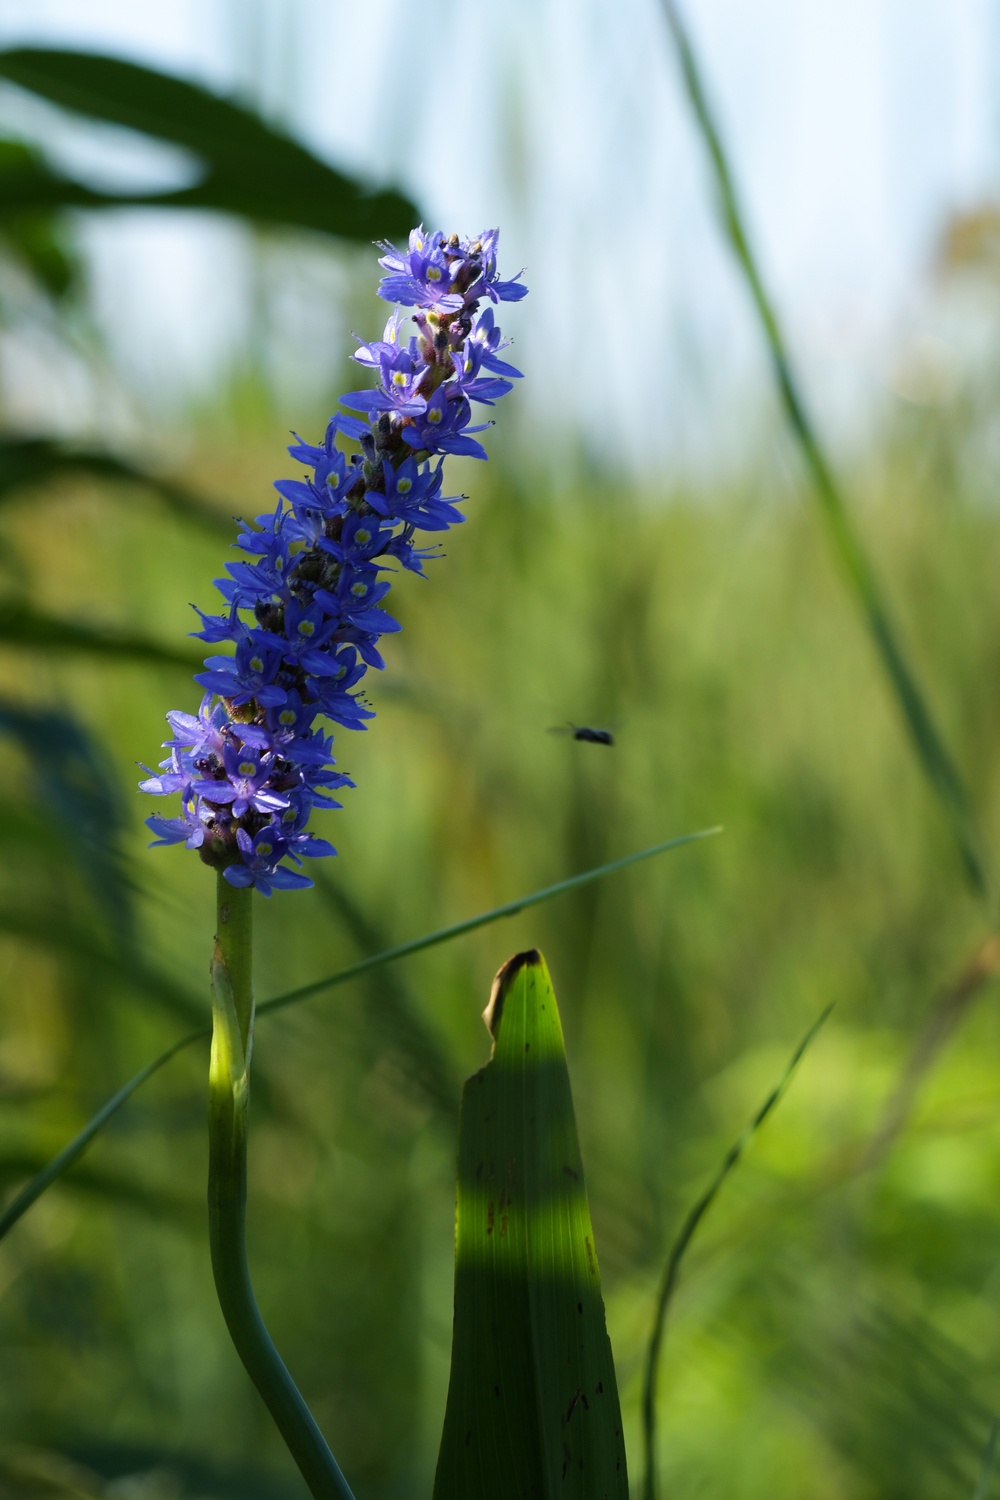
[141,228,527,894]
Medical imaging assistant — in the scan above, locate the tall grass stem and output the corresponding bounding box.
[659,0,990,901]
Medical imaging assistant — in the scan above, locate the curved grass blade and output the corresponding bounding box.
[0,827,720,1245]
[434,950,628,1499]
[0,48,417,242]
[640,1001,833,1500]
[658,0,989,899]
[0,436,231,534]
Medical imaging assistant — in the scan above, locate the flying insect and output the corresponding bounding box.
[548,723,615,746]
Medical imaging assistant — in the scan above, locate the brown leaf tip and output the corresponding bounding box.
[484,948,543,1040]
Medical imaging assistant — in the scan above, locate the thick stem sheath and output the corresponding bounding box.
[208,874,355,1500]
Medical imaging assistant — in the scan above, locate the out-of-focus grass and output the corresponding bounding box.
[1,386,1000,1498]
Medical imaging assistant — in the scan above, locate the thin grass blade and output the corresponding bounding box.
[658,0,989,898]
[0,828,719,1244]
[641,1001,834,1500]
[0,1027,203,1241]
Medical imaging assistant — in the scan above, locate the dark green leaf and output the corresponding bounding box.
[0,145,79,297]
[434,950,628,1500]
[0,48,418,242]
[0,597,201,667]
[0,435,231,533]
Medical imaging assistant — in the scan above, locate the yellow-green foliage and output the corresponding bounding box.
[1,409,1000,1498]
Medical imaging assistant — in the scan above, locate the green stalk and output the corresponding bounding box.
[209,874,355,1500]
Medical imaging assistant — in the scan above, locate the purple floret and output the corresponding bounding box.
[141,226,526,892]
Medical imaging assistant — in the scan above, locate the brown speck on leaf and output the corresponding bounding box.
[585,1237,596,1275]
[577,1301,583,1314]
[563,1164,579,1180]
[596,1381,604,1395]
[487,1202,494,1235]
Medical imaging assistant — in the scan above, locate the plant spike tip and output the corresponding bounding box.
[141,229,526,893]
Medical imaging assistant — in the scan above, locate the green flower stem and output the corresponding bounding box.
[209,874,356,1500]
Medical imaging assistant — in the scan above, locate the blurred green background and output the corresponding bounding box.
[2,4,1000,1499]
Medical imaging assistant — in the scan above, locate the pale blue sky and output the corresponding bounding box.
[0,0,996,476]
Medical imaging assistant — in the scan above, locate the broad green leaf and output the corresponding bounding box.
[434,950,628,1500]
[0,48,418,242]
[0,598,201,667]
[0,829,720,1245]
[0,435,230,533]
